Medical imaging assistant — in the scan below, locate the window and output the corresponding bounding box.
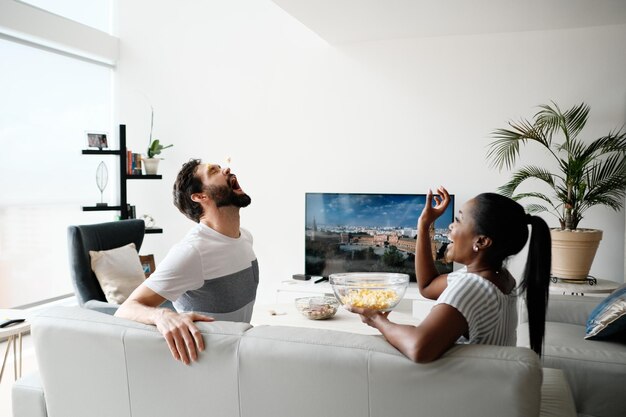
[0,1,115,307]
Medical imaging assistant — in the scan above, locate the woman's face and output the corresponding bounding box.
[445,199,479,265]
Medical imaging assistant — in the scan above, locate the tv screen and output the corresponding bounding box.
[305,193,455,282]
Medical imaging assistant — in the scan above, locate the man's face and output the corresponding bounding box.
[202,163,251,208]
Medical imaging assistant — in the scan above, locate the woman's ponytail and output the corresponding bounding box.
[519,215,552,356]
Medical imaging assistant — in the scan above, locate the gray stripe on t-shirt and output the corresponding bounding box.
[174,259,259,316]
[195,299,256,323]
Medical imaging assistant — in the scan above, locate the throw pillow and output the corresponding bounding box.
[585,283,626,340]
[89,243,146,305]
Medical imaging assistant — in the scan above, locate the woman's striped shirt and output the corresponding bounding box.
[435,267,518,347]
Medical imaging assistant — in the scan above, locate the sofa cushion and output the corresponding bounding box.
[89,242,145,304]
[519,321,626,417]
[540,368,577,417]
[585,283,626,340]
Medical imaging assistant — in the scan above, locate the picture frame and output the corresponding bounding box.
[139,254,156,278]
[86,132,109,150]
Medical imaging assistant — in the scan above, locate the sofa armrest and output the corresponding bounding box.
[83,299,120,315]
[545,295,600,326]
[12,372,48,417]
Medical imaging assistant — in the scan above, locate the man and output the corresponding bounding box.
[115,159,258,365]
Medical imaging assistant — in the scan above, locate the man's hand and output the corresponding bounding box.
[153,309,214,365]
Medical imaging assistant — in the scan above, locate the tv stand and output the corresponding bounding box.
[275,279,435,320]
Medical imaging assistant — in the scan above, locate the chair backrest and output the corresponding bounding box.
[67,219,145,306]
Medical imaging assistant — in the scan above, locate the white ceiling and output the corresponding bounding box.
[271,0,626,43]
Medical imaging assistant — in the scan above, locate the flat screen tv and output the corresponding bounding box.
[305,192,455,282]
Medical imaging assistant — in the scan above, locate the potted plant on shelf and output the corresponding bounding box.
[487,102,626,281]
[143,107,173,175]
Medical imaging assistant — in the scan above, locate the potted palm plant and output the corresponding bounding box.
[143,107,173,175]
[487,102,626,281]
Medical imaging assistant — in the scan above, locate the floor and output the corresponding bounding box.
[0,332,37,417]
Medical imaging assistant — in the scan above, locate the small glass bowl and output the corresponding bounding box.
[329,272,409,312]
[295,296,339,320]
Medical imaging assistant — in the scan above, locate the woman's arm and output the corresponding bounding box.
[415,187,451,299]
[354,304,467,363]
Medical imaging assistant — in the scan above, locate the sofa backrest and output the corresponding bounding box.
[519,294,599,326]
[31,306,542,417]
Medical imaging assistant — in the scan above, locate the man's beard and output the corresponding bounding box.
[205,184,251,208]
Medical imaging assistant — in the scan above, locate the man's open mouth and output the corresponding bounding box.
[230,175,242,191]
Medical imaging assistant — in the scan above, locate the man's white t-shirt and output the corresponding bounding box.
[144,223,258,322]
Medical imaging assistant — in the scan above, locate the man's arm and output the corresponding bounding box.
[115,284,214,365]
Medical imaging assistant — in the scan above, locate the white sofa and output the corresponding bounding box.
[519,295,626,417]
[13,306,576,417]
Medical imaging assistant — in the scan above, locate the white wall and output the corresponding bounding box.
[114,0,626,304]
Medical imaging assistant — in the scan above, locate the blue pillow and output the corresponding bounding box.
[585,283,626,340]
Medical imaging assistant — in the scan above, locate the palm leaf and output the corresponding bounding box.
[510,192,556,207]
[562,102,589,140]
[535,103,565,139]
[487,119,551,170]
[496,165,557,197]
[524,203,549,214]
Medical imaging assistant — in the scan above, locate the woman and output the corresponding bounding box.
[350,186,551,363]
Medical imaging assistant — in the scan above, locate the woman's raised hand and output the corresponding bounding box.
[418,186,451,227]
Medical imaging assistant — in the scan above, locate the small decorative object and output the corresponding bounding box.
[95,161,108,207]
[295,296,339,320]
[488,102,626,281]
[139,254,156,278]
[142,214,155,228]
[87,132,108,150]
[143,107,173,175]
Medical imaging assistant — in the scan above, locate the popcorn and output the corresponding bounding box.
[340,288,400,310]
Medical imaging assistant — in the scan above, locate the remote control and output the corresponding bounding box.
[0,318,26,328]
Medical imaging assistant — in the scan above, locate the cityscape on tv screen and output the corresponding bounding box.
[305,193,455,280]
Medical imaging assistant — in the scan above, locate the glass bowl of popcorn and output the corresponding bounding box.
[295,296,340,320]
[329,273,410,312]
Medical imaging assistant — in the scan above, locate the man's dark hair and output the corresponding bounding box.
[173,159,205,222]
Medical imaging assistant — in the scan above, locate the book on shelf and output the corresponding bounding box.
[126,150,144,175]
[126,204,136,219]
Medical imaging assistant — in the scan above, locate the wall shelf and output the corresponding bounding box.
[81,124,164,234]
[81,149,121,155]
[127,174,161,180]
[82,205,123,211]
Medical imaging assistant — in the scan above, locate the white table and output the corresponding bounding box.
[0,309,30,383]
[549,278,620,297]
[251,302,420,335]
